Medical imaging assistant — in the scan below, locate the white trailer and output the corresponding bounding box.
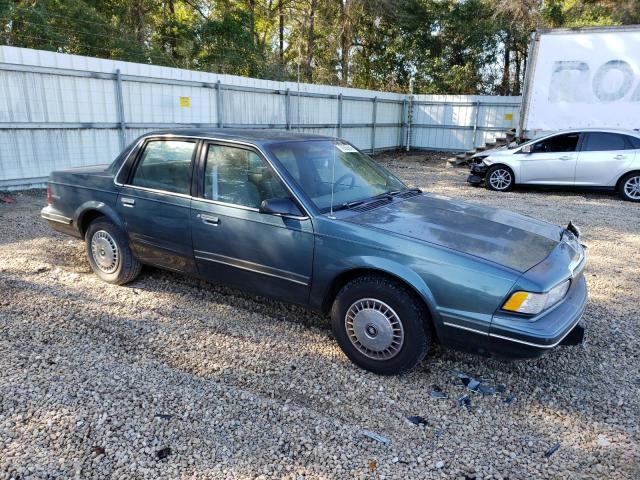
[519,25,640,138]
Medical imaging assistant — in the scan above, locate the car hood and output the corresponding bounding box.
[346,194,561,272]
[470,145,514,159]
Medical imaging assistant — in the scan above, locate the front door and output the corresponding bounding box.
[575,132,637,186]
[116,138,198,274]
[191,142,314,305]
[518,132,581,184]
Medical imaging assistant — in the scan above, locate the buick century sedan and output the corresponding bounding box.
[42,129,587,374]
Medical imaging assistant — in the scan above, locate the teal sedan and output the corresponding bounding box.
[41,129,587,374]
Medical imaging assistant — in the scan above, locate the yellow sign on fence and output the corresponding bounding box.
[504,113,513,121]
[179,96,191,108]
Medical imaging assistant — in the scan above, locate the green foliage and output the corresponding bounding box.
[0,0,636,94]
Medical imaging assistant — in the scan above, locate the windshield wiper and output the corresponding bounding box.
[332,192,393,212]
[388,187,422,196]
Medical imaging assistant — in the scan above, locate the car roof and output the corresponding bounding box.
[539,128,640,137]
[141,128,336,145]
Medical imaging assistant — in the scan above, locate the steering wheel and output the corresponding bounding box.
[334,173,356,191]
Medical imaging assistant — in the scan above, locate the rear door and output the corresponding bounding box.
[518,133,581,184]
[575,132,636,186]
[116,138,198,274]
[190,141,314,305]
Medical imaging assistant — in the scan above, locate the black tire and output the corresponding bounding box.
[331,275,430,375]
[85,219,142,285]
[485,165,514,192]
[618,172,640,202]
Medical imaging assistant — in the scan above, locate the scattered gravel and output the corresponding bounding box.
[1,152,639,479]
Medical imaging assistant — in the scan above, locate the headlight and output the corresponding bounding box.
[502,280,571,315]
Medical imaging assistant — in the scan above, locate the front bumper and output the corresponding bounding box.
[466,162,488,186]
[488,273,588,359]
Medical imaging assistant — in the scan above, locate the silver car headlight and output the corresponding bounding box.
[502,279,571,315]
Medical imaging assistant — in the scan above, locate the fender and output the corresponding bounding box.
[314,255,444,334]
[74,201,126,236]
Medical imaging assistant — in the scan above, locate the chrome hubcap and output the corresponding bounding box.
[624,176,640,199]
[91,230,119,273]
[489,169,512,190]
[345,299,404,360]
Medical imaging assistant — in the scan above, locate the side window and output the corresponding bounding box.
[204,145,290,208]
[583,133,628,151]
[131,140,195,194]
[627,135,640,149]
[532,134,580,153]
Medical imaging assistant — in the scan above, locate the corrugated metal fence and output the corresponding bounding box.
[0,46,521,189]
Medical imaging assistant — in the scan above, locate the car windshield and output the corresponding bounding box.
[267,140,407,212]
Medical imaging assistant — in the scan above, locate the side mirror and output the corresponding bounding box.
[521,144,532,154]
[259,197,304,217]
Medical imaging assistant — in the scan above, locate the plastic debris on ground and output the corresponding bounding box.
[406,415,428,426]
[430,386,448,399]
[544,443,561,457]
[0,195,15,204]
[360,429,391,446]
[458,394,472,410]
[156,447,172,459]
[155,413,172,420]
[457,372,502,396]
[504,394,517,405]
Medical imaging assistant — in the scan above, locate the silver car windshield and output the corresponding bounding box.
[267,140,407,212]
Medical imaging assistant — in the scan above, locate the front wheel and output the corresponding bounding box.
[619,172,640,202]
[85,219,142,285]
[486,165,514,192]
[331,275,430,375]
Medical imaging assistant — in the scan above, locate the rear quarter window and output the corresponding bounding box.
[582,133,628,151]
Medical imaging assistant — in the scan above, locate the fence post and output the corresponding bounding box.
[285,88,291,130]
[405,94,413,152]
[472,100,480,147]
[400,99,407,149]
[371,96,377,154]
[216,80,223,128]
[115,69,126,150]
[337,93,343,139]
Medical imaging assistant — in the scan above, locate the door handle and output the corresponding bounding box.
[559,155,571,161]
[614,154,626,159]
[198,213,220,225]
[120,197,135,207]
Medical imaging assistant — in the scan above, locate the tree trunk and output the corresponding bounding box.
[279,0,284,62]
[167,0,178,60]
[500,33,511,95]
[514,47,521,95]
[305,0,316,82]
[130,0,146,44]
[339,0,350,86]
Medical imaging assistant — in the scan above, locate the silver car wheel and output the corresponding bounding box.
[489,168,512,190]
[91,230,119,274]
[624,175,640,200]
[345,298,404,360]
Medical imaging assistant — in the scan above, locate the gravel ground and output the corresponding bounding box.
[1,152,639,479]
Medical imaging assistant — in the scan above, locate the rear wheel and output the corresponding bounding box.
[619,172,640,202]
[486,165,514,192]
[331,275,429,375]
[85,219,142,285]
